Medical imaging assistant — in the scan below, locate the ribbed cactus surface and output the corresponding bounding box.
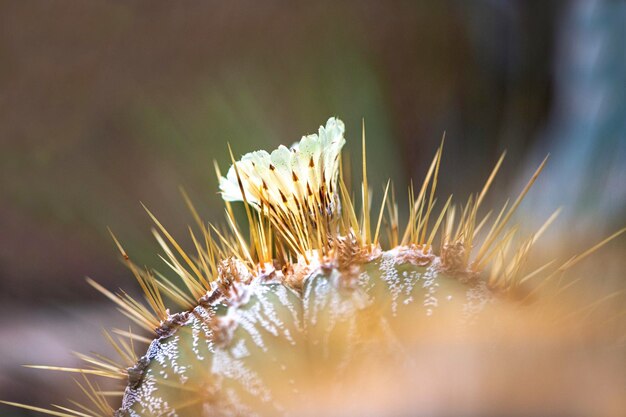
[118,255,492,417]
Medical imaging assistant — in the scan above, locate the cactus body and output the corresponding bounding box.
[4,117,623,417]
[118,252,493,417]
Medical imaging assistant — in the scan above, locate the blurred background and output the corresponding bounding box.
[0,1,624,416]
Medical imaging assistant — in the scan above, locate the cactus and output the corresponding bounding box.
[3,118,624,417]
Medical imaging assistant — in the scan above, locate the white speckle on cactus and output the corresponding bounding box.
[155,336,189,384]
[212,347,272,402]
[462,280,493,324]
[126,371,178,417]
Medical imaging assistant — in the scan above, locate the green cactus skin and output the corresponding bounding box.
[117,249,494,417]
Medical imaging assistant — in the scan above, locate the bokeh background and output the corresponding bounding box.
[1,1,624,415]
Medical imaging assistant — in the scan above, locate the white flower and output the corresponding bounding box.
[219,117,346,218]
